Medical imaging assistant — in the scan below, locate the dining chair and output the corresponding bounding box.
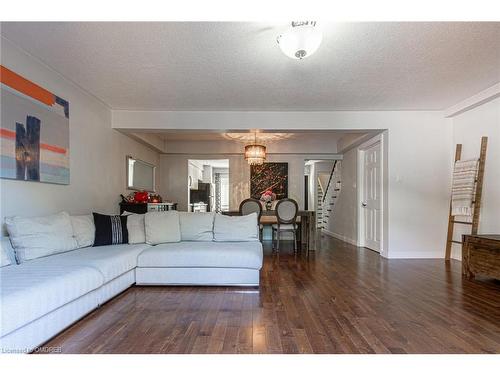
[239,198,263,240]
[272,198,299,252]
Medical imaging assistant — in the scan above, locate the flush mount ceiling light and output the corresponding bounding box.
[277,21,322,60]
[244,132,267,166]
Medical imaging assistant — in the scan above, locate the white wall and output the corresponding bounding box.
[0,37,160,228]
[449,96,500,260]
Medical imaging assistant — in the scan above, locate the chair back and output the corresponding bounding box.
[275,198,298,224]
[239,198,262,221]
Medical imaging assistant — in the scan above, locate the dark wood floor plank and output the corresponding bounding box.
[39,236,500,354]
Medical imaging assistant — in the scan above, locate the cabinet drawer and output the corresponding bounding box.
[469,247,500,279]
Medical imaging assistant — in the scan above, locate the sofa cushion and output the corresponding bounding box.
[122,212,146,244]
[0,262,103,336]
[179,212,214,241]
[33,243,151,283]
[70,214,95,248]
[5,212,78,263]
[137,241,263,270]
[0,238,13,267]
[93,213,129,247]
[213,213,259,242]
[144,211,181,245]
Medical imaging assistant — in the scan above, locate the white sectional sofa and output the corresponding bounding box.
[137,241,263,286]
[0,211,263,353]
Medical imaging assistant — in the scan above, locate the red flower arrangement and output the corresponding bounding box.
[260,190,276,202]
[260,190,277,210]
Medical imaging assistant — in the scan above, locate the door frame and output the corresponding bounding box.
[304,175,309,210]
[357,133,386,256]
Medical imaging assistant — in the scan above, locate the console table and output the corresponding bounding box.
[462,234,500,280]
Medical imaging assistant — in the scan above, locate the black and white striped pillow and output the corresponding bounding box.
[92,213,129,247]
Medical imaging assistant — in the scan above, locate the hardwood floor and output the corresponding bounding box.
[42,236,500,354]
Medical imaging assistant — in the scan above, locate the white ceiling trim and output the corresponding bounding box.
[444,82,500,118]
[111,109,442,131]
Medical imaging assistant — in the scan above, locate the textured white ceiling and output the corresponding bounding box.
[1,22,499,110]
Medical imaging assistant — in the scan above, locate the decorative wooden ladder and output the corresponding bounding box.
[445,136,488,261]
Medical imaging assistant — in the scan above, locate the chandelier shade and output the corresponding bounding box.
[244,144,266,165]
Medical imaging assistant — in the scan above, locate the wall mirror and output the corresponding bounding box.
[127,156,156,192]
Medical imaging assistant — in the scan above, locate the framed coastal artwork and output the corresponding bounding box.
[250,162,288,200]
[0,65,70,185]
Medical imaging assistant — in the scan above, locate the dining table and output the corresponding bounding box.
[223,210,317,252]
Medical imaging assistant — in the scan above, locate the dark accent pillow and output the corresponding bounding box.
[92,213,128,247]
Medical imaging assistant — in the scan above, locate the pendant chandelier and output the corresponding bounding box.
[244,132,266,165]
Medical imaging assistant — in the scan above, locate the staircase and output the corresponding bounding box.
[317,161,342,232]
[316,180,324,229]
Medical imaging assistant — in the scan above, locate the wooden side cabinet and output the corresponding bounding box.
[462,234,500,280]
[119,202,178,214]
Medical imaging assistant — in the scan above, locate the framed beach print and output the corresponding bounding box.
[0,65,70,185]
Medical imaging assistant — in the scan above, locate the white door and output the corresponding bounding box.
[362,141,381,252]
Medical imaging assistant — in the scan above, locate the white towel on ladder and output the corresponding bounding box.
[451,159,479,217]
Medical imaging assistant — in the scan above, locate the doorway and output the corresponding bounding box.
[187,159,229,212]
[357,137,383,253]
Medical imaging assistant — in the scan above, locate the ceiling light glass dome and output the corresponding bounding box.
[277,21,322,60]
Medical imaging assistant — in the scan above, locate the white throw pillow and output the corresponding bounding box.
[144,211,181,245]
[5,211,78,263]
[213,213,259,242]
[122,211,146,244]
[179,212,214,241]
[0,237,13,267]
[70,214,95,248]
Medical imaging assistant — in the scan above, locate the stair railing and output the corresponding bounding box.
[322,160,338,203]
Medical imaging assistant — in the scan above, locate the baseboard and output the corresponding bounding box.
[451,247,462,261]
[386,251,447,259]
[321,230,455,260]
[322,229,359,247]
